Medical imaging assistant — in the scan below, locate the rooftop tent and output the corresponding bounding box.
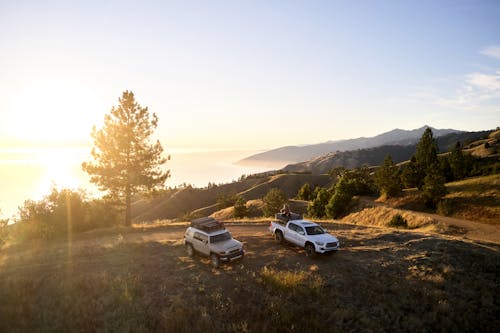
[191,217,225,232]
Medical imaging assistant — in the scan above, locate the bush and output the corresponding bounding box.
[307,188,331,218]
[233,196,248,219]
[262,188,287,217]
[437,199,455,216]
[387,214,408,228]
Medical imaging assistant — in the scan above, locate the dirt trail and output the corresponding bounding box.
[351,197,500,244]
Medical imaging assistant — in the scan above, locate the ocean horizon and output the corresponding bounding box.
[0,147,283,219]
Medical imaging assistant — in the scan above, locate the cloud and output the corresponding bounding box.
[466,71,500,90]
[479,45,500,60]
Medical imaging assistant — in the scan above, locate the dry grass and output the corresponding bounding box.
[442,174,500,225]
[342,205,437,229]
[1,223,499,332]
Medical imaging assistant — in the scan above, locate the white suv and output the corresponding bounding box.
[184,217,244,268]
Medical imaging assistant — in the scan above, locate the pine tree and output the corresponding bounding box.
[401,156,422,188]
[374,155,403,198]
[82,91,170,226]
[307,188,331,218]
[233,196,248,219]
[297,183,312,201]
[448,142,472,180]
[414,127,439,188]
[262,188,287,217]
[325,175,353,218]
[422,162,447,208]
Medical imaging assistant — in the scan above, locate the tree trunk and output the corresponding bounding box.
[125,185,131,226]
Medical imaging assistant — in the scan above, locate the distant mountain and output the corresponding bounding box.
[238,126,461,166]
[282,130,491,174]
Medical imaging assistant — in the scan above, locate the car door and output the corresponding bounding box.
[286,223,301,246]
[193,232,210,255]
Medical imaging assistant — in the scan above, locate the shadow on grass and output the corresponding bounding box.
[1,227,499,332]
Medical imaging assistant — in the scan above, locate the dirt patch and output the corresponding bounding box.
[1,223,499,332]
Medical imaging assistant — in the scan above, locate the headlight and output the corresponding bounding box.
[315,241,324,246]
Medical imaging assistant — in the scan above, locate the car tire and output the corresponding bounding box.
[210,253,220,268]
[275,231,284,243]
[185,243,194,257]
[305,243,316,258]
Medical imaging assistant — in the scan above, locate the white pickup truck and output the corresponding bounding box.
[269,217,340,257]
[184,217,244,268]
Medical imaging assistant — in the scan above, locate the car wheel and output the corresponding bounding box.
[305,243,316,258]
[210,253,220,268]
[275,231,284,243]
[185,243,194,257]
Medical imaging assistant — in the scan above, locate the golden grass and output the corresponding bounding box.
[341,206,437,229]
[1,224,499,332]
[443,174,500,224]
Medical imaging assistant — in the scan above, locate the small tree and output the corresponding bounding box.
[82,91,170,226]
[326,175,353,218]
[448,142,473,180]
[217,193,238,208]
[297,183,312,201]
[233,196,248,219]
[375,155,403,198]
[401,156,422,189]
[263,188,287,217]
[414,127,439,188]
[307,188,331,218]
[422,163,447,208]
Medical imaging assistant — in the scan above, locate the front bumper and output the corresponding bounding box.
[316,241,340,253]
[219,249,244,262]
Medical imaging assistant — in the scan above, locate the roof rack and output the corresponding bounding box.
[190,217,225,232]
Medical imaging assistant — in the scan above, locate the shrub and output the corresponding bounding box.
[262,188,287,217]
[387,214,408,228]
[233,196,248,219]
[307,188,331,218]
[437,199,455,216]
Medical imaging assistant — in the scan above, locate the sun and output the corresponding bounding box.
[7,79,102,145]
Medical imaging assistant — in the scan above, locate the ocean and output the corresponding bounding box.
[0,147,281,219]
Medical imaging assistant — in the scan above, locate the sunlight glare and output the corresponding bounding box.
[7,79,102,144]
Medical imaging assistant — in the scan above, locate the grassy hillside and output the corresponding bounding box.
[1,223,498,332]
[132,174,331,221]
[442,174,500,224]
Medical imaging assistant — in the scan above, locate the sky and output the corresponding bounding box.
[1,0,499,151]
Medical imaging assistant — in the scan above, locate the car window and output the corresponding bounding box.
[210,232,231,243]
[194,232,208,242]
[305,226,325,235]
[288,223,298,232]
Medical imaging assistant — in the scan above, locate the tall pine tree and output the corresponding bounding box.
[82,91,170,226]
[375,155,403,198]
[414,127,439,189]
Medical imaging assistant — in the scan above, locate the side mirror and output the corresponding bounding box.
[298,230,305,236]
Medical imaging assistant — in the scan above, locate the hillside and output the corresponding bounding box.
[239,126,460,165]
[131,174,331,221]
[283,130,492,174]
[1,222,499,332]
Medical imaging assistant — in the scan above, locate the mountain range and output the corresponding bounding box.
[238,126,461,165]
[282,129,491,174]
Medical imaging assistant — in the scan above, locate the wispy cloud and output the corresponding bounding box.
[436,48,500,110]
[480,45,500,60]
[466,71,500,91]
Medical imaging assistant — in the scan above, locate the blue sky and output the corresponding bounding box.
[1,0,499,150]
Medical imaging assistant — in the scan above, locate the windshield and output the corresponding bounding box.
[210,232,232,243]
[305,226,325,235]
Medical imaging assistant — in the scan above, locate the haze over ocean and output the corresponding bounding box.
[0,148,275,219]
